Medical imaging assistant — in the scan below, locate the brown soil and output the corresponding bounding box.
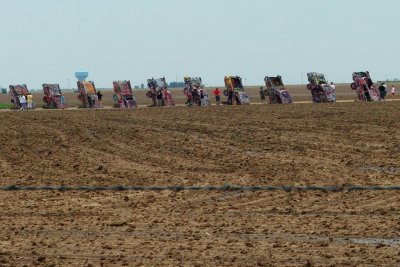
[1,102,400,266]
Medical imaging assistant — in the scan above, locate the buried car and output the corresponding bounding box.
[77,81,100,108]
[183,77,209,106]
[306,73,336,103]
[42,84,64,109]
[9,84,29,109]
[146,77,175,107]
[223,76,250,105]
[113,80,137,108]
[264,76,293,104]
[351,71,380,102]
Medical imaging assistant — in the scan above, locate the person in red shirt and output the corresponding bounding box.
[213,88,221,105]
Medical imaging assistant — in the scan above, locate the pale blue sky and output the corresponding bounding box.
[1,0,398,88]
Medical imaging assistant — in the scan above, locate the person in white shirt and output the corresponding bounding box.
[330,82,336,91]
[330,82,337,102]
[18,95,27,111]
[391,85,396,101]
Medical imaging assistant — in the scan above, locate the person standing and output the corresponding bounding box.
[259,87,266,103]
[330,82,336,95]
[330,82,337,102]
[97,91,103,107]
[27,93,34,110]
[60,94,65,109]
[227,89,234,105]
[213,87,221,105]
[200,89,209,106]
[185,90,193,106]
[156,90,163,106]
[19,94,27,111]
[87,95,92,108]
[378,83,387,101]
[391,85,396,101]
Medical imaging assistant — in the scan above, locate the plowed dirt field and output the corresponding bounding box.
[1,102,400,266]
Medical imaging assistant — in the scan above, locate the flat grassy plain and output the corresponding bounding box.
[2,83,399,108]
[0,99,400,266]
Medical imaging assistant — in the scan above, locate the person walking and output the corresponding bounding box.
[259,87,266,103]
[213,87,221,105]
[27,93,34,110]
[391,85,396,101]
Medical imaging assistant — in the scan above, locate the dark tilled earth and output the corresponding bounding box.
[1,102,400,266]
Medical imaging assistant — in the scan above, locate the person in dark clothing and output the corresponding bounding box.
[227,89,234,105]
[259,87,266,103]
[378,83,387,101]
[87,95,92,108]
[199,90,204,106]
[97,91,103,107]
[156,90,164,106]
[192,89,200,106]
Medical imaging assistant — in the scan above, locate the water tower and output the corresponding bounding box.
[75,70,89,82]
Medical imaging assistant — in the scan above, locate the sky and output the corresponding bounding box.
[1,0,399,89]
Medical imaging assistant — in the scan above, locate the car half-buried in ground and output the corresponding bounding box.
[306,73,336,103]
[9,84,29,109]
[42,84,63,109]
[146,77,175,107]
[264,76,293,104]
[77,81,100,108]
[113,80,137,108]
[351,71,380,102]
[223,76,250,105]
[183,77,209,107]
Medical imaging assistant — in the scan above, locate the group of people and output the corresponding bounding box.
[86,91,103,108]
[185,87,209,107]
[378,83,396,101]
[147,87,175,107]
[211,87,243,105]
[18,93,34,111]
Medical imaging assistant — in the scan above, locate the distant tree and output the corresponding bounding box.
[169,82,185,88]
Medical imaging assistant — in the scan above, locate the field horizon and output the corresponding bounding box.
[1,82,400,109]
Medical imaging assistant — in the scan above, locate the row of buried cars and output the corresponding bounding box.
[8,71,380,109]
[9,81,139,109]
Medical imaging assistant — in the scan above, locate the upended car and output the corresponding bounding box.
[146,77,175,107]
[183,77,209,107]
[264,76,293,104]
[9,84,30,109]
[42,84,64,109]
[113,80,138,108]
[350,71,380,102]
[306,73,336,103]
[77,81,100,108]
[223,76,250,105]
